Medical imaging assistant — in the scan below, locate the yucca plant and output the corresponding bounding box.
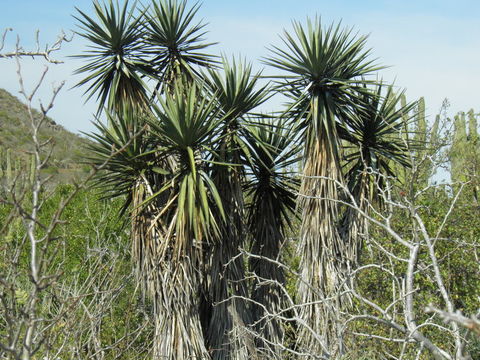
[339,85,415,267]
[85,104,158,217]
[86,83,224,360]
[85,104,171,358]
[265,18,381,356]
[201,57,271,359]
[143,0,217,94]
[244,117,300,358]
[141,82,225,359]
[88,83,219,359]
[75,2,220,357]
[73,0,151,113]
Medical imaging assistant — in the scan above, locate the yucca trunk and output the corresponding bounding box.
[131,177,160,301]
[206,238,253,360]
[297,98,347,357]
[205,148,256,360]
[131,178,209,359]
[339,172,370,270]
[134,211,210,360]
[152,257,210,359]
[250,219,286,359]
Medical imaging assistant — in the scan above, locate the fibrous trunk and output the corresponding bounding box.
[152,258,210,359]
[250,221,286,359]
[297,130,348,357]
[131,178,209,360]
[339,173,369,271]
[205,157,257,360]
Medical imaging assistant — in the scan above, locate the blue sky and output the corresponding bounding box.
[1,0,479,134]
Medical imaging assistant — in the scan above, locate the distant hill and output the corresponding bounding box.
[0,88,90,183]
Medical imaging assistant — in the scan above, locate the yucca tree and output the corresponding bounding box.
[202,57,271,359]
[142,83,224,359]
[143,0,217,94]
[88,83,225,359]
[75,2,219,357]
[339,85,415,266]
[85,105,175,301]
[265,18,381,356]
[244,118,299,358]
[73,0,151,113]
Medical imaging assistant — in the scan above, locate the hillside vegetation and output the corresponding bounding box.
[0,88,89,182]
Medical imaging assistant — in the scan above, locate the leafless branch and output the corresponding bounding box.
[0,29,71,64]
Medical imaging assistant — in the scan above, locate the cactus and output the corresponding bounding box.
[449,109,480,202]
[400,93,410,141]
[468,109,478,143]
[6,148,12,185]
[413,97,431,188]
[430,115,440,150]
[450,112,468,183]
[1,148,38,186]
[414,97,427,146]
[394,96,444,189]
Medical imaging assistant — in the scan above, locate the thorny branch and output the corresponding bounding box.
[0,29,71,64]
